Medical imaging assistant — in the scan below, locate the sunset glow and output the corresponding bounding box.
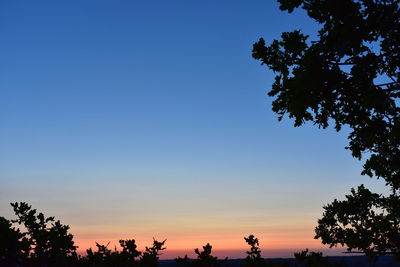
[0,0,390,261]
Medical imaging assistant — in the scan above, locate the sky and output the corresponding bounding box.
[0,0,389,259]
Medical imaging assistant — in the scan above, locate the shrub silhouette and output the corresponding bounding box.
[84,242,116,266]
[241,235,289,267]
[140,238,166,267]
[294,249,346,267]
[81,238,166,267]
[1,202,167,267]
[120,239,141,261]
[243,235,264,266]
[0,216,30,266]
[0,202,357,267]
[81,239,150,267]
[176,243,226,267]
[315,185,400,261]
[7,202,78,266]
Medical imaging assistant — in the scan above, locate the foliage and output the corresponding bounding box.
[0,204,352,267]
[252,0,400,189]
[140,238,166,267]
[241,235,289,267]
[0,216,30,266]
[81,238,166,267]
[175,254,192,266]
[252,0,400,258]
[84,242,116,266]
[10,202,78,266]
[176,243,226,267]
[1,202,166,267]
[294,249,346,267]
[120,239,142,262]
[243,235,264,266]
[315,185,400,260]
[82,239,143,267]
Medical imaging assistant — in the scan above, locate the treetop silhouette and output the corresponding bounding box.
[253,0,399,189]
[10,202,78,266]
[0,202,167,267]
[252,0,400,259]
[315,185,400,260]
[243,234,264,266]
[0,208,348,267]
[176,243,226,267]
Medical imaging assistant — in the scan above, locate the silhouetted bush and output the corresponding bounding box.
[82,242,121,267]
[176,243,226,267]
[79,238,154,267]
[242,235,264,267]
[0,202,167,267]
[241,235,289,267]
[0,216,30,266]
[140,238,166,267]
[0,203,367,267]
[1,202,79,267]
[294,249,346,267]
[79,238,166,267]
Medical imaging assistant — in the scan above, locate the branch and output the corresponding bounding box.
[335,62,354,66]
[376,82,399,87]
[330,53,389,66]
[388,75,397,83]
[376,82,400,91]
[329,61,354,66]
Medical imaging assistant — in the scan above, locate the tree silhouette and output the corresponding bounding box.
[83,240,144,267]
[79,238,165,267]
[84,242,115,266]
[294,249,345,267]
[176,243,226,267]
[252,0,400,258]
[0,216,30,266]
[1,202,168,267]
[139,238,166,267]
[243,235,264,266]
[119,239,141,262]
[10,202,78,266]
[82,238,166,267]
[315,185,400,260]
[241,235,290,267]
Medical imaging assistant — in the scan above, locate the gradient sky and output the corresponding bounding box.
[0,0,389,259]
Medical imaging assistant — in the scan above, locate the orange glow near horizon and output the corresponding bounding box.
[66,211,346,259]
[72,231,341,259]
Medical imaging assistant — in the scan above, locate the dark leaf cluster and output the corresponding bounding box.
[253,0,400,258]
[315,185,400,260]
[8,202,78,266]
[253,0,400,189]
[1,207,343,267]
[241,235,290,267]
[176,243,226,267]
[294,249,345,267]
[0,202,166,267]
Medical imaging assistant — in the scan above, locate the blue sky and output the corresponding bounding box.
[0,0,388,258]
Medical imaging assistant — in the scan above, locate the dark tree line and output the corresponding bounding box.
[252,0,400,259]
[0,202,165,267]
[1,202,344,267]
